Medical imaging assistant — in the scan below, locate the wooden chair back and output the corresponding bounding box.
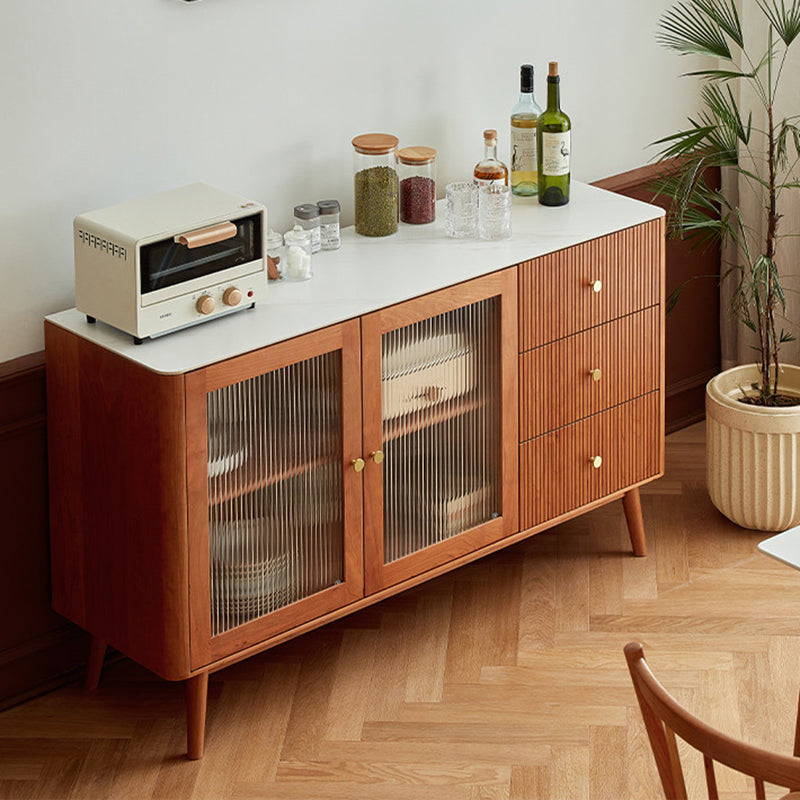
[624,641,800,800]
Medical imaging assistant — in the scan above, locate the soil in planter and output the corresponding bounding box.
[738,394,800,407]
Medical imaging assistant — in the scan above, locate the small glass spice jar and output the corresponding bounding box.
[265,228,284,280]
[293,204,321,253]
[283,225,313,281]
[352,133,399,237]
[398,146,437,224]
[317,199,341,250]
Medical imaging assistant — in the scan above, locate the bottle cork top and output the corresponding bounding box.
[548,61,559,77]
[483,129,498,143]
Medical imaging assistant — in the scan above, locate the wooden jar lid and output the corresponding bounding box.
[397,146,437,165]
[352,133,399,154]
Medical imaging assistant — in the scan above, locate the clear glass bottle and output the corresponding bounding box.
[473,129,509,187]
[510,64,543,197]
[293,204,321,253]
[317,200,341,250]
[537,61,571,206]
[397,146,437,224]
[352,133,399,237]
[283,224,313,281]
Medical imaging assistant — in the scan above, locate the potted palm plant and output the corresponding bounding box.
[655,0,800,531]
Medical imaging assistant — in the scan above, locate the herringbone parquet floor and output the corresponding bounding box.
[2,422,800,800]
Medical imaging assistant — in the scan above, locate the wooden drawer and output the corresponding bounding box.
[520,307,659,440]
[519,392,660,530]
[519,219,662,350]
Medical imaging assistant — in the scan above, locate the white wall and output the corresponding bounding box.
[0,0,699,362]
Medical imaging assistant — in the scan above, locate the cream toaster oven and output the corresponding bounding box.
[74,183,268,343]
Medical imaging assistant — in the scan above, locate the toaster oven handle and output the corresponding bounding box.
[174,221,237,249]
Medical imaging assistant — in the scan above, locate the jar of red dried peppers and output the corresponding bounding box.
[397,146,437,225]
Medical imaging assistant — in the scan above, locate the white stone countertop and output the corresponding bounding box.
[46,181,664,375]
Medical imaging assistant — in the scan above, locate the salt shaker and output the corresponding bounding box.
[317,200,341,250]
[283,225,313,281]
[293,204,321,253]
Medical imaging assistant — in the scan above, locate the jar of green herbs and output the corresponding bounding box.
[352,133,399,237]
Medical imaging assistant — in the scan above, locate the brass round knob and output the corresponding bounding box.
[351,457,365,473]
[590,368,602,382]
[223,287,242,307]
[371,450,385,464]
[590,455,603,469]
[195,294,216,315]
[589,279,603,293]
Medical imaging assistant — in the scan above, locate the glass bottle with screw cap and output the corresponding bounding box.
[293,203,321,253]
[317,200,341,250]
[537,61,571,206]
[510,64,542,196]
[352,133,399,237]
[473,129,508,187]
[398,146,437,224]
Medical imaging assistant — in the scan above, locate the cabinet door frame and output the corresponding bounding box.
[186,320,364,669]
[361,268,519,594]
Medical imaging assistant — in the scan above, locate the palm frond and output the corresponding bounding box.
[683,67,756,81]
[695,0,743,45]
[658,0,738,58]
[651,125,718,160]
[700,83,751,145]
[756,0,800,45]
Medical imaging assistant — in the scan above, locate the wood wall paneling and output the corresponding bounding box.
[0,353,89,710]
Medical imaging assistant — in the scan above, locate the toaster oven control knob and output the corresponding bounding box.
[223,287,242,307]
[196,294,216,315]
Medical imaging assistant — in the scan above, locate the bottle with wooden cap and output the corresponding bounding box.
[473,129,509,188]
[352,133,399,236]
[537,61,571,206]
[398,146,437,224]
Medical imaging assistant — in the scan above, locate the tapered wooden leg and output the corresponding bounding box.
[84,636,106,690]
[793,688,800,758]
[622,487,647,557]
[185,671,209,760]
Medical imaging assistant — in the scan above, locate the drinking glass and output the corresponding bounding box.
[445,182,478,238]
[478,184,511,240]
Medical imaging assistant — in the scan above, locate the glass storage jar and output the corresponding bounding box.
[317,199,341,250]
[265,229,284,279]
[293,204,321,253]
[352,133,399,237]
[398,146,437,224]
[283,225,313,281]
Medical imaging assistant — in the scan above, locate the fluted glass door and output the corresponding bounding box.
[361,270,518,594]
[206,353,345,636]
[381,299,501,562]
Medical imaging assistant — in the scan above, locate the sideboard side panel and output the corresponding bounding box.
[46,323,191,680]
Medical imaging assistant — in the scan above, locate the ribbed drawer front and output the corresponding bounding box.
[520,392,660,529]
[519,220,661,350]
[520,307,659,440]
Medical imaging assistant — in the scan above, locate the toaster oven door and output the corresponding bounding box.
[139,213,262,296]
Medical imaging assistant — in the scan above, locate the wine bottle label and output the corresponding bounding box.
[541,131,571,176]
[510,127,536,173]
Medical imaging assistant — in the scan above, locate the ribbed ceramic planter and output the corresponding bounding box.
[706,364,800,531]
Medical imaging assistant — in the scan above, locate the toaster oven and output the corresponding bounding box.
[74,183,268,343]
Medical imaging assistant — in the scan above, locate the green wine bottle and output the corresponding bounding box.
[537,61,571,206]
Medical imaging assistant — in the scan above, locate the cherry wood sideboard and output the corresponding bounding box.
[45,182,665,758]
